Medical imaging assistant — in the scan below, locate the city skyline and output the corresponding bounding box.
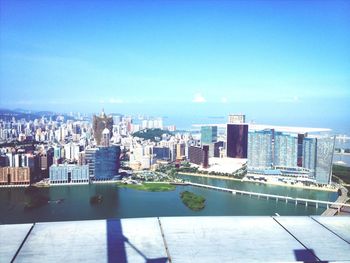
[1,2,350,259]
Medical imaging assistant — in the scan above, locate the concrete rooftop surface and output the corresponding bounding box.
[1,216,349,263]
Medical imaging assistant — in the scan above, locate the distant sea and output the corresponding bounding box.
[333,154,350,167]
[164,115,350,136]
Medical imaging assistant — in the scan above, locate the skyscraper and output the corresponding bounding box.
[188,145,209,168]
[85,146,121,181]
[274,132,298,167]
[201,126,218,145]
[247,129,335,184]
[226,124,248,158]
[248,130,273,168]
[315,136,335,184]
[93,109,113,146]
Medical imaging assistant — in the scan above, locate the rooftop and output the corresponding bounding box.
[203,157,247,174]
[1,216,349,262]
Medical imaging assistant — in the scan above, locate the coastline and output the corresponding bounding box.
[178,172,243,182]
[178,172,337,193]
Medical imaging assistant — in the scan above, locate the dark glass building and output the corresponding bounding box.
[85,146,121,180]
[153,147,170,160]
[226,124,248,158]
[188,145,209,168]
[213,141,224,158]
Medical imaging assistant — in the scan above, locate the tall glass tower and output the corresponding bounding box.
[274,132,298,167]
[302,137,317,178]
[315,136,335,184]
[201,126,218,145]
[248,130,273,168]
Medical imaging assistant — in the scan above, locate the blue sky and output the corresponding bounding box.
[0,0,349,129]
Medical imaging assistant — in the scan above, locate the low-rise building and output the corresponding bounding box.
[49,164,89,184]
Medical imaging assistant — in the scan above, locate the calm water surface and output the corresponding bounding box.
[0,177,337,224]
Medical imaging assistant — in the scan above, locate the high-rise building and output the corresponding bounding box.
[297,134,304,167]
[39,149,54,178]
[153,147,170,160]
[92,109,113,146]
[302,137,317,178]
[64,142,80,161]
[228,114,246,124]
[176,143,186,160]
[315,136,335,184]
[201,126,218,145]
[85,148,97,178]
[213,141,224,158]
[274,132,298,168]
[0,155,8,167]
[226,124,248,158]
[188,145,209,168]
[85,146,121,180]
[248,130,273,168]
[247,129,335,184]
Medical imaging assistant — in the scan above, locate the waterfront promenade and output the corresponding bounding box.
[179,172,338,192]
[1,216,349,262]
[188,182,350,211]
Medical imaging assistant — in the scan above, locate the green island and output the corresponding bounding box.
[116,182,176,192]
[180,191,206,211]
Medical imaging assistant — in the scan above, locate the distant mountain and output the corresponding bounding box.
[0,109,75,121]
[12,108,33,114]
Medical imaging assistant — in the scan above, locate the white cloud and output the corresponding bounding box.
[193,93,206,103]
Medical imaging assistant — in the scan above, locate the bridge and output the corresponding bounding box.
[187,182,350,211]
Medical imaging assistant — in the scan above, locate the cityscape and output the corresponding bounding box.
[0,110,339,188]
[1,0,350,262]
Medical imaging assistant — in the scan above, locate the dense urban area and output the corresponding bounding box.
[1,109,348,195]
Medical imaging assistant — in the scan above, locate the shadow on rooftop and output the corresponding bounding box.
[294,248,328,263]
[107,218,168,263]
